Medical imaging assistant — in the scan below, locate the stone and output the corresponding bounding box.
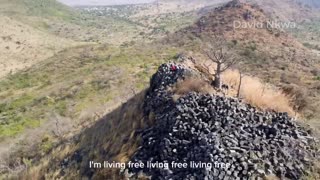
[127,62,318,180]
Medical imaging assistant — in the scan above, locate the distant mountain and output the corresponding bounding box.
[296,0,320,8]
[158,0,227,6]
[175,0,304,48]
[58,0,155,6]
[158,0,320,22]
[167,0,320,117]
[252,0,320,22]
[159,0,225,3]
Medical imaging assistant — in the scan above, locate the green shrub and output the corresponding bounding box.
[54,101,67,116]
[40,134,54,153]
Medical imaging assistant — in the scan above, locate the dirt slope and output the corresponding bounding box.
[0,15,75,78]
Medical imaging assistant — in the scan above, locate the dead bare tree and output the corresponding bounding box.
[202,34,238,89]
[237,66,259,98]
[237,71,246,98]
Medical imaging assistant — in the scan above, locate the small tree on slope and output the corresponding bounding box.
[202,34,238,89]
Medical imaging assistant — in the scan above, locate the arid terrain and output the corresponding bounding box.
[0,0,320,179]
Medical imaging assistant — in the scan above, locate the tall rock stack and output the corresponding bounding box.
[128,63,319,180]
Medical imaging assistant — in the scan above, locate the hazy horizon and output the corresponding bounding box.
[58,0,155,6]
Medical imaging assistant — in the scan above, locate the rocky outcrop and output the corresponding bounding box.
[128,63,319,180]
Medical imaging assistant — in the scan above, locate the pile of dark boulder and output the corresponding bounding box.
[127,63,318,180]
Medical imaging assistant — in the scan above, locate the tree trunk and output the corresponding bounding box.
[214,74,221,89]
[237,72,243,98]
[214,62,222,89]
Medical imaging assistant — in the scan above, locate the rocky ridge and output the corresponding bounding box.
[127,63,319,180]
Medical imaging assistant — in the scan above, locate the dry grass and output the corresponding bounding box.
[264,175,280,180]
[223,69,296,116]
[172,65,295,116]
[307,160,320,180]
[172,78,212,95]
[19,90,150,179]
[190,59,295,116]
[0,16,76,78]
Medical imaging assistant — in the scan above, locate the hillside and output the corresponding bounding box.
[167,0,320,120]
[156,0,320,21]
[0,0,205,171]
[0,0,75,18]
[0,15,76,78]
[74,0,229,44]
[15,60,319,179]
[0,0,148,78]
[0,0,320,179]
[0,0,152,44]
[155,0,227,13]
[0,42,180,178]
[0,0,79,78]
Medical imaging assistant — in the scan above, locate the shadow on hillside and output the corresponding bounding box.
[22,90,152,180]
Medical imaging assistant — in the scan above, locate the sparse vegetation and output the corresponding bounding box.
[223,69,295,115]
[1,0,320,179]
[0,44,178,141]
[173,78,212,95]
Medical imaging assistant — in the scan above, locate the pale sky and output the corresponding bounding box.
[58,0,155,6]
